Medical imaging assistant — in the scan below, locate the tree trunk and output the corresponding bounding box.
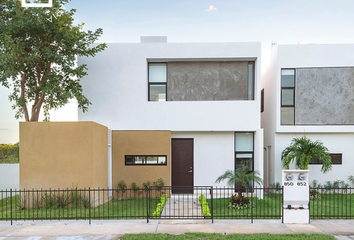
[237,183,243,199]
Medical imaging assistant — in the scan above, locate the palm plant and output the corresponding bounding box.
[281,136,332,173]
[215,164,263,200]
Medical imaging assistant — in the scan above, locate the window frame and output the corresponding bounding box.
[248,61,255,100]
[148,62,167,101]
[280,68,296,125]
[310,153,342,165]
[261,88,264,113]
[125,155,168,166]
[234,132,254,173]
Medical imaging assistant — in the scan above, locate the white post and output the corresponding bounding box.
[282,170,310,224]
[108,129,112,198]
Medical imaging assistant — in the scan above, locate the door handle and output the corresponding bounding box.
[188,170,192,173]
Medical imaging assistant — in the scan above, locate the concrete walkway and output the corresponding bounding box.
[0,219,354,239]
[161,194,203,218]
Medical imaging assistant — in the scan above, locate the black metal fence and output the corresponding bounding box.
[0,186,284,224]
[309,187,354,219]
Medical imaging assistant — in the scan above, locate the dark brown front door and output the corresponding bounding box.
[172,138,194,194]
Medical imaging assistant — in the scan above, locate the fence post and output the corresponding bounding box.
[251,187,254,223]
[146,187,149,223]
[89,188,91,225]
[282,186,284,224]
[10,189,12,225]
[211,186,214,223]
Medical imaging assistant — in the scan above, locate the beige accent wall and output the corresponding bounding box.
[112,131,171,190]
[20,122,108,190]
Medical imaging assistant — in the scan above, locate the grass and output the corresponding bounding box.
[207,193,354,219]
[0,155,19,164]
[121,233,336,240]
[208,193,282,219]
[0,194,160,220]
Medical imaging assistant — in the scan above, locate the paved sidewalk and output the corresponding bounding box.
[0,219,353,239]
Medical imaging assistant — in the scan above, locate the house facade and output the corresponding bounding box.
[78,37,263,190]
[262,44,354,186]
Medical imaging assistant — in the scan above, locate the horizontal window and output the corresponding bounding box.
[125,155,167,166]
[310,154,342,165]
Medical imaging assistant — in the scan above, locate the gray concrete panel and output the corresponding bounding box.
[295,67,354,125]
[167,62,248,101]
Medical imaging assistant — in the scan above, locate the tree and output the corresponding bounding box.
[215,164,263,201]
[281,136,332,173]
[0,0,107,121]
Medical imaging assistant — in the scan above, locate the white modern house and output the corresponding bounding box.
[78,37,263,189]
[262,44,354,186]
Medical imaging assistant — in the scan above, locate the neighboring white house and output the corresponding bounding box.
[78,37,263,188]
[261,44,354,186]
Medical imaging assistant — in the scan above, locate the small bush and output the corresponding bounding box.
[349,175,354,187]
[152,194,168,218]
[199,194,211,218]
[229,194,254,210]
[153,178,165,191]
[142,180,151,189]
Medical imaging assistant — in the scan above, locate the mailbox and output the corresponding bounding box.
[282,170,309,224]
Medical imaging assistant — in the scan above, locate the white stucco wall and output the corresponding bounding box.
[262,44,354,186]
[78,42,262,132]
[0,164,19,197]
[274,133,354,185]
[171,131,263,187]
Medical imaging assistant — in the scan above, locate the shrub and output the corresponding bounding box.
[199,194,211,218]
[349,176,354,187]
[131,182,139,197]
[229,194,254,210]
[152,194,168,218]
[142,180,151,190]
[153,178,165,191]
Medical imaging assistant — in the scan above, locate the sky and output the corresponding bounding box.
[1,0,354,143]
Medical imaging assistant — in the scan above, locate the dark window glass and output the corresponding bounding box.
[261,89,264,113]
[125,155,167,166]
[310,154,342,165]
[281,69,295,125]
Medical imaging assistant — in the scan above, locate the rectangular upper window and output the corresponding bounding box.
[281,69,295,125]
[125,155,167,165]
[148,61,255,101]
[310,154,342,165]
[148,63,167,101]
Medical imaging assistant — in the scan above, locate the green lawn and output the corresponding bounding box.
[121,233,336,240]
[0,195,160,220]
[207,193,354,219]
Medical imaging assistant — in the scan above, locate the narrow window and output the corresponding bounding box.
[281,69,295,125]
[310,154,342,165]
[125,155,167,166]
[235,132,254,172]
[248,62,255,100]
[148,63,167,101]
[261,88,264,112]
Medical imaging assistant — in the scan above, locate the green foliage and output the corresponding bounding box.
[142,180,151,190]
[349,175,354,187]
[152,194,167,218]
[215,164,262,200]
[229,195,254,210]
[281,136,332,173]
[0,0,107,121]
[199,194,211,218]
[120,233,336,240]
[0,143,19,163]
[118,180,127,195]
[153,178,165,191]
